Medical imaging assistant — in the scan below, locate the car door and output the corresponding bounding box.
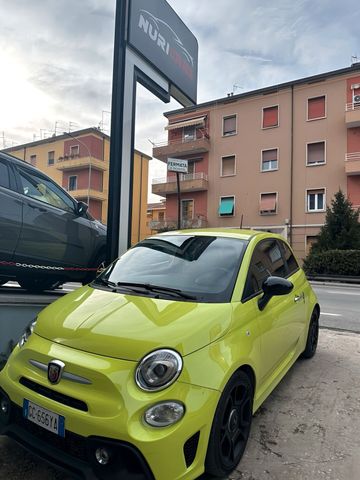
[0,157,23,261]
[241,238,300,384]
[14,165,94,268]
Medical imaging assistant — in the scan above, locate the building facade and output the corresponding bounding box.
[146,200,167,235]
[152,64,360,261]
[4,128,151,244]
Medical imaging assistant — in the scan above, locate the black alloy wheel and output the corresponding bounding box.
[205,371,253,477]
[301,309,319,359]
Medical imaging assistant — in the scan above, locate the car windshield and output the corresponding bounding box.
[94,235,248,303]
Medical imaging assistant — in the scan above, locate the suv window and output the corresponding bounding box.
[242,239,287,301]
[0,160,10,189]
[18,167,75,212]
[279,240,299,275]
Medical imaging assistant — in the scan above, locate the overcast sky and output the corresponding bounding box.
[0,0,359,201]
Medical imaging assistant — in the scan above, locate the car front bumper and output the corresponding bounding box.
[0,334,220,480]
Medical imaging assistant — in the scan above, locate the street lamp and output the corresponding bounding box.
[63,131,92,206]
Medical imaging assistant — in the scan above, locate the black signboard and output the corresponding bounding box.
[128,0,198,104]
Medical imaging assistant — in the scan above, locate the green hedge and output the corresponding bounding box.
[303,250,360,276]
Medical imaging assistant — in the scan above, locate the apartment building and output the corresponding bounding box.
[152,64,360,261]
[4,128,151,244]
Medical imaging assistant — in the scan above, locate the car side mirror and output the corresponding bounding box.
[258,276,293,311]
[76,201,88,216]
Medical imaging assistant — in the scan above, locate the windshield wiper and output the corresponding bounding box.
[94,278,118,289]
[116,282,196,300]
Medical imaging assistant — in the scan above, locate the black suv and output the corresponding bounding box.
[0,152,107,292]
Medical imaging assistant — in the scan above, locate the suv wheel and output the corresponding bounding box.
[18,278,61,293]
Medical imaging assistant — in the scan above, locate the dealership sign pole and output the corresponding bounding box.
[167,158,188,229]
[107,0,198,262]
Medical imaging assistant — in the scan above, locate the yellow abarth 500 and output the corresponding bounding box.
[0,229,319,480]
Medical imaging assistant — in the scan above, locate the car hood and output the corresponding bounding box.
[35,286,233,361]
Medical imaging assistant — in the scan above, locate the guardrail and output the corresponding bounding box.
[307,274,360,284]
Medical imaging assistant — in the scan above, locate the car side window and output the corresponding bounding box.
[0,160,10,189]
[18,167,75,213]
[242,239,287,301]
[279,241,299,275]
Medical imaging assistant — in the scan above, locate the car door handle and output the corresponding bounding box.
[294,293,304,303]
[27,203,47,213]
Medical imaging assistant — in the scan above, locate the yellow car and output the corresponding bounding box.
[0,229,319,480]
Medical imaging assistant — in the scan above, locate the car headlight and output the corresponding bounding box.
[135,349,183,392]
[18,319,37,348]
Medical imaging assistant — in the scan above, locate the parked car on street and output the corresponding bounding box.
[0,229,319,479]
[0,151,107,292]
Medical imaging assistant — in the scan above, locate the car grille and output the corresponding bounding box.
[19,377,88,412]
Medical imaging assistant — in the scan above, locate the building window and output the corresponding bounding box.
[221,155,236,176]
[307,95,326,120]
[307,141,325,166]
[187,161,195,174]
[262,106,279,128]
[261,149,278,171]
[158,211,165,222]
[260,192,277,215]
[30,155,36,166]
[68,175,77,191]
[48,151,55,165]
[183,126,196,142]
[218,196,235,216]
[307,189,325,212]
[223,115,237,136]
[70,145,80,157]
[181,199,194,220]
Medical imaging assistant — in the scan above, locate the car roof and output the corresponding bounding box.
[0,150,39,171]
[156,228,280,241]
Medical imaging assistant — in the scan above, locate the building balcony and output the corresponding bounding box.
[57,155,107,171]
[149,216,208,232]
[152,131,210,162]
[345,152,360,175]
[152,172,209,196]
[66,188,107,202]
[345,103,360,128]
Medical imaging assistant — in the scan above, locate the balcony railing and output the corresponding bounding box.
[152,172,208,184]
[345,152,360,175]
[56,155,107,171]
[152,172,208,196]
[345,103,360,128]
[345,102,360,111]
[152,130,210,162]
[149,216,208,231]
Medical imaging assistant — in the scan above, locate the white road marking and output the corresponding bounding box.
[321,312,342,317]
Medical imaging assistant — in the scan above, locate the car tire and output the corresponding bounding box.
[205,370,253,477]
[17,278,60,294]
[301,308,319,359]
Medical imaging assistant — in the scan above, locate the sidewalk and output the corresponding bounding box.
[230,329,360,480]
[0,329,359,480]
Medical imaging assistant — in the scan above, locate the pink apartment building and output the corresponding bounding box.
[152,63,360,261]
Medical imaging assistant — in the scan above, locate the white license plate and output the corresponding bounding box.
[23,399,65,437]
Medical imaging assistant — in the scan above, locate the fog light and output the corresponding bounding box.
[144,401,185,427]
[95,447,111,465]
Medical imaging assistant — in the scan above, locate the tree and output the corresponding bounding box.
[311,190,360,253]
